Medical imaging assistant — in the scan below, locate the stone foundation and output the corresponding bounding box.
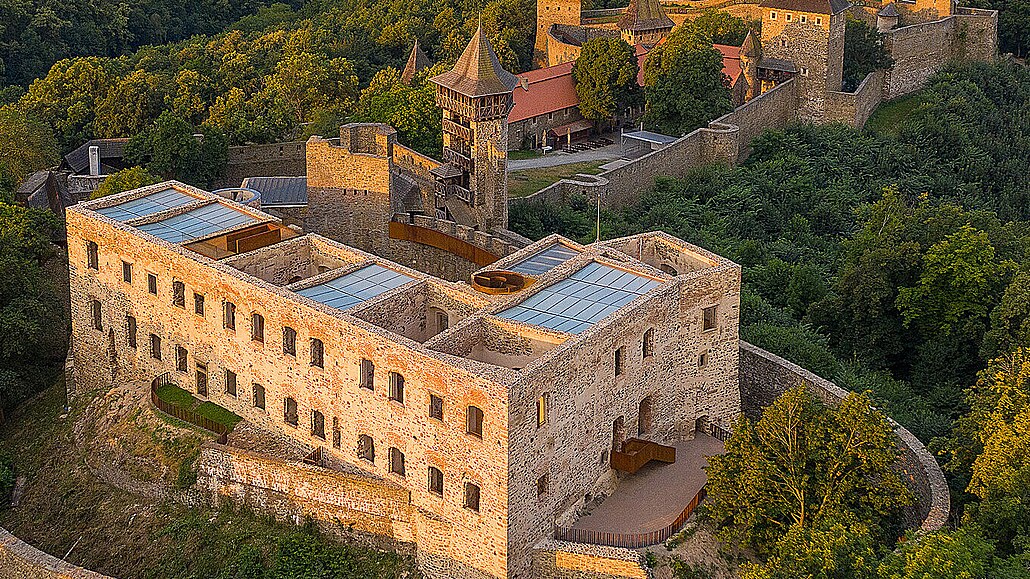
[0,527,112,579]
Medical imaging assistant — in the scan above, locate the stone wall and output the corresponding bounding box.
[66,193,514,578]
[522,79,798,209]
[221,142,307,189]
[532,540,647,579]
[825,69,885,127]
[0,527,113,578]
[882,8,998,100]
[738,341,950,533]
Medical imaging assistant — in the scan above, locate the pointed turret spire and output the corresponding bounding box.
[429,24,519,98]
[401,40,432,84]
[740,29,761,59]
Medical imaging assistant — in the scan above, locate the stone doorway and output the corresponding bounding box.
[638,397,653,435]
[613,416,626,453]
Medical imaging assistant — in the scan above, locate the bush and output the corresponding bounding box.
[0,453,15,503]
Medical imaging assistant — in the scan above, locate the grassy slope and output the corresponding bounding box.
[0,381,417,578]
[865,92,928,135]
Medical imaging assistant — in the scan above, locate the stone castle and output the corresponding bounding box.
[55,6,976,578]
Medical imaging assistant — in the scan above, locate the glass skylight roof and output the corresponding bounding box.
[497,261,660,334]
[295,264,416,311]
[509,242,581,276]
[95,188,198,222]
[136,202,261,243]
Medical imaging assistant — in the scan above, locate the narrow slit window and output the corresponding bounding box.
[251,313,264,342]
[172,281,185,308]
[389,447,405,476]
[428,466,444,496]
[614,347,624,376]
[389,372,405,404]
[126,315,137,348]
[283,326,297,356]
[464,482,481,512]
[225,369,237,397]
[175,345,188,373]
[122,261,132,284]
[310,338,324,368]
[467,405,484,438]
[86,241,99,270]
[536,393,549,428]
[194,293,205,317]
[150,334,162,360]
[360,358,375,390]
[147,273,158,295]
[253,383,265,410]
[643,328,654,358]
[91,300,103,331]
[223,301,236,330]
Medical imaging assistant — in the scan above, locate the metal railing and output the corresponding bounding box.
[150,373,229,445]
[709,423,732,442]
[554,486,708,548]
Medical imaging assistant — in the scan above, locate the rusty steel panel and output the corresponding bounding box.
[389,221,500,267]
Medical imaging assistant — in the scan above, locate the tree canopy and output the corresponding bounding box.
[642,25,731,135]
[92,167,162,200]
[0,106,59,200]
[572,37,641,125]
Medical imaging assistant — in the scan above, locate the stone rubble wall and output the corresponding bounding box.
[0,527,113,579]
[221,142,308,189]
[825,69,886,127]
[532,539,647,579]
[882,8,998,100]
[521,79,798,210]
[738,341,950,533]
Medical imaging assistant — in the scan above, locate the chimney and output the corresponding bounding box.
[88,146,101,176]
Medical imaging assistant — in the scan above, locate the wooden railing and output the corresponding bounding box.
[554,486,708,548]
[150,373,229,445]
[610,438,676,474]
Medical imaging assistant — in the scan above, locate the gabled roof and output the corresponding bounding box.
[430,25,519,98]
[401,40,432,84]
[64,138,129,174]
[759,0,850,14]
[618,0,674,32]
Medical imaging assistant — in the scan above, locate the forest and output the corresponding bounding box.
[511,60,1030,576]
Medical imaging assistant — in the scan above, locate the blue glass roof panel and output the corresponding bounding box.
[509,243,581,276]
[497,261,660,334]
[296,264,416,312]
[136,202,261,243]
[95,188,198,222]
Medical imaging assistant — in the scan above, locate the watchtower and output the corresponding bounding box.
[429,25,519,232]
[534,0,582,68]
[758,0,848,121]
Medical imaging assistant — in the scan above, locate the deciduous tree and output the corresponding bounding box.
[572,37,640,126]
[642,26,731,135]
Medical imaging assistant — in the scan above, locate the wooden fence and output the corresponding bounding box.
[554,486,707,548]
[150,373,229,444]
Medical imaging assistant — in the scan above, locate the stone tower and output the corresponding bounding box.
[430,25,519,231]
[617,0,675,48]
[739,29,761,101]
[758,0,847,122]
[401,39,432,84]
[534,0,582,68]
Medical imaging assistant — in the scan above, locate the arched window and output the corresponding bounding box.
[357,434,375,463]
[464,482,481,512]
[467,405,484,438]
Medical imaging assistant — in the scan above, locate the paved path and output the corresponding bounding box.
[508,144,624,171]
[571,434,725,534]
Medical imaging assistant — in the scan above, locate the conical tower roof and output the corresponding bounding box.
[401,40,432,84]
[617,0,674,32]
[740,29,761,59]
[429,24,519,98]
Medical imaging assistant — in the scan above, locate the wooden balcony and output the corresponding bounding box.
[611,438,676,474]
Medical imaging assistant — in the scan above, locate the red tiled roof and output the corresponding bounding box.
[511,43,741,122]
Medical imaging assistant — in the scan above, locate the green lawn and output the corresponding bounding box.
[155,382,241,431]
[508,161,608,199]
[508,149,543,160]
[866,92,928,135]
